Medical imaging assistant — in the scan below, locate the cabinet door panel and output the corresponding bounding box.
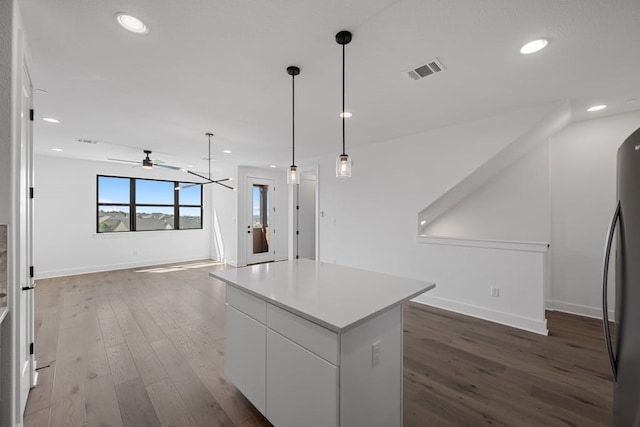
[225,304,266,414]
[266,329,338,427]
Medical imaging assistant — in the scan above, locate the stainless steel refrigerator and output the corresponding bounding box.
[603,127,640,426]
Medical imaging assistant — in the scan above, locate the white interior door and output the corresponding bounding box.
[297,172,317,260]
[18,61,36,415]
[247,177,275,265]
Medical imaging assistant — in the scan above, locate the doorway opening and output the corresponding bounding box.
[247,177,275,265]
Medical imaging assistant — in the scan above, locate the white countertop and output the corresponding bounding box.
[210,259,435,333]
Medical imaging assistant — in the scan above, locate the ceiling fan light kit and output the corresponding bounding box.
[142,150,153,169]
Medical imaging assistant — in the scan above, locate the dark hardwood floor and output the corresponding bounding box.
[24,260,613,426]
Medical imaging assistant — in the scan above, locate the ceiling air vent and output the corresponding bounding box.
[407,58,445,81]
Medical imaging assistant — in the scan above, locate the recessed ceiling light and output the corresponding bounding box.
[52,148,63,152]
[187,164,194,168]
[116,13,148,34]
[43,117,60,123]
[223,150,232,154]
[340,111,353,118]
[520,39,548,55]
[587,104,607,112]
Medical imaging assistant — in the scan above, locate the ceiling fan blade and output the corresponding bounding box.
[155,164,183,171]
[177,183,201,190]
[186,170,210,181]
[214,181,235,190]
[107,158,139,164]
[213,178,230,183]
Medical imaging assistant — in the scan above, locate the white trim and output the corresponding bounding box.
[416,235,549,253]
[412,293,549,336]
[93,227,207,239]
[34,255,215,279]
[546,299,614,320]
[0,307,8,324]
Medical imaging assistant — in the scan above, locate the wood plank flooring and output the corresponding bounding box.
[25,260,613,426]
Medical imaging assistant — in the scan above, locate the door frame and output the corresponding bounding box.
[246,176,276,265]
[288,165,320,261]
[15,57,36,417]
[6,42,37,427]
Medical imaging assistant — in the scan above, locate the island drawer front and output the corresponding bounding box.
[227,286,267,324]
[267,304,339,366]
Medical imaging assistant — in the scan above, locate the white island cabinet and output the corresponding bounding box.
[210,259,435,427]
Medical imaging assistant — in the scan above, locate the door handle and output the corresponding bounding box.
[22,286,35,291]
[602,201,620,381]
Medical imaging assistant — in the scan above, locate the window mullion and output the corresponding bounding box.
[174,181,180,230]
[131,178,136,231]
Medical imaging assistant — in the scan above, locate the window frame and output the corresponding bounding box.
[96,174,203,233]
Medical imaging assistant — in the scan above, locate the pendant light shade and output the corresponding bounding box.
[336,30,352,178]
[287,66,300,185]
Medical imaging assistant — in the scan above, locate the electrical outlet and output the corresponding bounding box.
[490,287,500,297]
[372,340,381,366]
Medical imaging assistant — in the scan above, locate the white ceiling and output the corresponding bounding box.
[20,0,640,173]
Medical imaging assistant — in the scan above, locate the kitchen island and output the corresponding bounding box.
[210,259,435,427]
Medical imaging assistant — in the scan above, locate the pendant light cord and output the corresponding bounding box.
[292,72,295,166]
[342,42,346,156]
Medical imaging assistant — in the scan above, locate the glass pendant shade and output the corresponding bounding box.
[287,165,300,184]
[336,154,351,178]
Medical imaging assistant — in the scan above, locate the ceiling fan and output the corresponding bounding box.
[106,135,234,191]
[178,133,234,191]
[107,150,183,171]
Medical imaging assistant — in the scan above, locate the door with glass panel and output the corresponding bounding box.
[247,177,275,265]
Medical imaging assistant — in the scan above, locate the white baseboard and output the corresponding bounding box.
[546,299,614,320]
[413,294,549,336]
[35,255,215,279]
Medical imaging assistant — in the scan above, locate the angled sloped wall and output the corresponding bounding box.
[423,142,551,242]
[419,102,571,236]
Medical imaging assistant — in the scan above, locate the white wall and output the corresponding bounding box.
[426,142,551,242]
[235,166,289,266]
[209,163,239,265]
[548,111,640,317]
[34,155,213,278]
[318,105,556,334]
[0,0,11,225]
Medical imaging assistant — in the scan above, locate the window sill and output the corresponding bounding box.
[416,235,549,253]
[94,228,204,238]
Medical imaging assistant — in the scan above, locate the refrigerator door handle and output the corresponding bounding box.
[602,200,620,381]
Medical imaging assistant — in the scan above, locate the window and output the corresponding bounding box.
[97,175,203,233]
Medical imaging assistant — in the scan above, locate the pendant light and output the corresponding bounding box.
[336,30,352,178]
[287,65,300,185]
